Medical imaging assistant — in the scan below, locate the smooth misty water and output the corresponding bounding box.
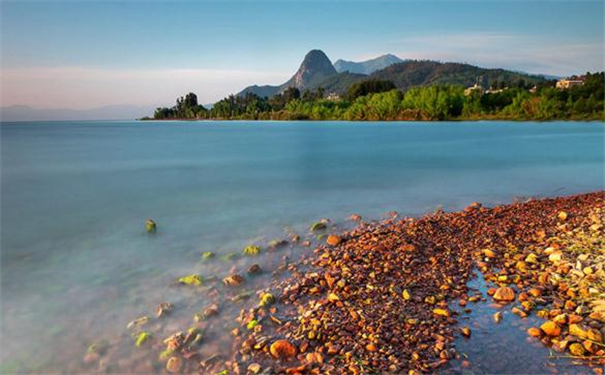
[1,120,604,373]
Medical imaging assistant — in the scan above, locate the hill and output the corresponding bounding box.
[369,60,548,91]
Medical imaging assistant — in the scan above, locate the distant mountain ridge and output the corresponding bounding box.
[238,49,548,99]
[334,54,405,75]
[0,104,153,122]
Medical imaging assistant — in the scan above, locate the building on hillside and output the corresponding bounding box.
[556,78,584,90]
[326,92,340,101]
[464,83,483,96]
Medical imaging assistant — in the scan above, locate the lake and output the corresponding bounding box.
[1,120,604,373]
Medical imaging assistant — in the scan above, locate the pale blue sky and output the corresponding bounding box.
[1,0,603,109]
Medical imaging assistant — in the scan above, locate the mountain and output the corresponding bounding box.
[0,104,154,122]
[334,54,404,75]
[238,49,338,97]
[238,51,549,99]
[369,60,548,91]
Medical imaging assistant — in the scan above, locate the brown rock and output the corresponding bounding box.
[166,356,182,373]
[460,327,471,337]
[540,321,561,337]
[493,287,515,302]
[327,235,342,246]
[569,343,585,356]
[270,339,297,359]
[248,363,262,374]
[527,327,542,337]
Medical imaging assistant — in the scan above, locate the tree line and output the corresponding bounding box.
[145,72,604,121]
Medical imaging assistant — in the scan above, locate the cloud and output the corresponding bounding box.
[1,67,289,109]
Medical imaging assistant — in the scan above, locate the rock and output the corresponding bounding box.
[310,222,327,232]
[589,310,605,323]
[349,214,362,221]
[247,319,259,330]
[366,343,377,352]
[433,308,449,317]
[540,321,561,337]
[328,293,340,303]
[557,211,568,221]
[248,363,262,374]
[221,252,240,262]
[493,311,503,323]
[483,249,497,258]
[569,323,602,342]
[461,327,471,337]
[525,253,539,264]
[326,235,342,246]
[126,316,149,330]
[248,264,262,275]
[270,340,297,359]
[166,356,182,373]
[269,239,288,249]
[512,307,527,318]
[201,252,215,261]
[223,274,245,286]
[155,302,173,318]
[83,352,100,365]
[203,304,219,318]
[569,343,585,356]
[259,292,275,307]
[527,327,542,337]
[493,287,515,302]
[135,332,151,347]
[145,219,157,233]
[177,274,202,286]
[243,245,261,256]
[403,289,411,301]
[305,352,324,364]
[549,251,563,263]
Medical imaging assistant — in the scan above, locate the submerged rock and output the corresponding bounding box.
[540,321,561,337]
[223,274,245,286]
[259,292,275,308]
[176,274,202,286]
[201,252,215,261]
[248,264,262,275]
[145,219,157,233]
[243,245,261,256]
[221,252,240,262]
[310,222,327,232]
[155,302,173,318]
[166,356,182,373]
[134,332,152,347]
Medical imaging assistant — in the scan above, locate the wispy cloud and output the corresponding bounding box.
[1,67,289,109]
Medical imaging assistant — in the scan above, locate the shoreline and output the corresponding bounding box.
[78,191,604,375]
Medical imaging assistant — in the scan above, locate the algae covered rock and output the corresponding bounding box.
[223,274,245,286]
[135,332,152,347]
[243,245,261,256]
[221,252,240,262]
[259,292,275,307]
[310,222,327,232]
[145,219,157,233]
[201,252,215,261]
[177,274,202,286]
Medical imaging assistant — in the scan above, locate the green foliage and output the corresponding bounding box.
[346,79,396,101]
[147,72,604,122]
[154,92,207,119]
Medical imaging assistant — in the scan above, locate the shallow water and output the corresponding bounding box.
[1,120,604,373]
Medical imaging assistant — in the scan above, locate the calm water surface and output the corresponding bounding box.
[1,120,604,373]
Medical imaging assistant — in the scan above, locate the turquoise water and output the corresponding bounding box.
[1,120,604,373]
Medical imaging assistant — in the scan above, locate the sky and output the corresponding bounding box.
[1,0,604,110]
